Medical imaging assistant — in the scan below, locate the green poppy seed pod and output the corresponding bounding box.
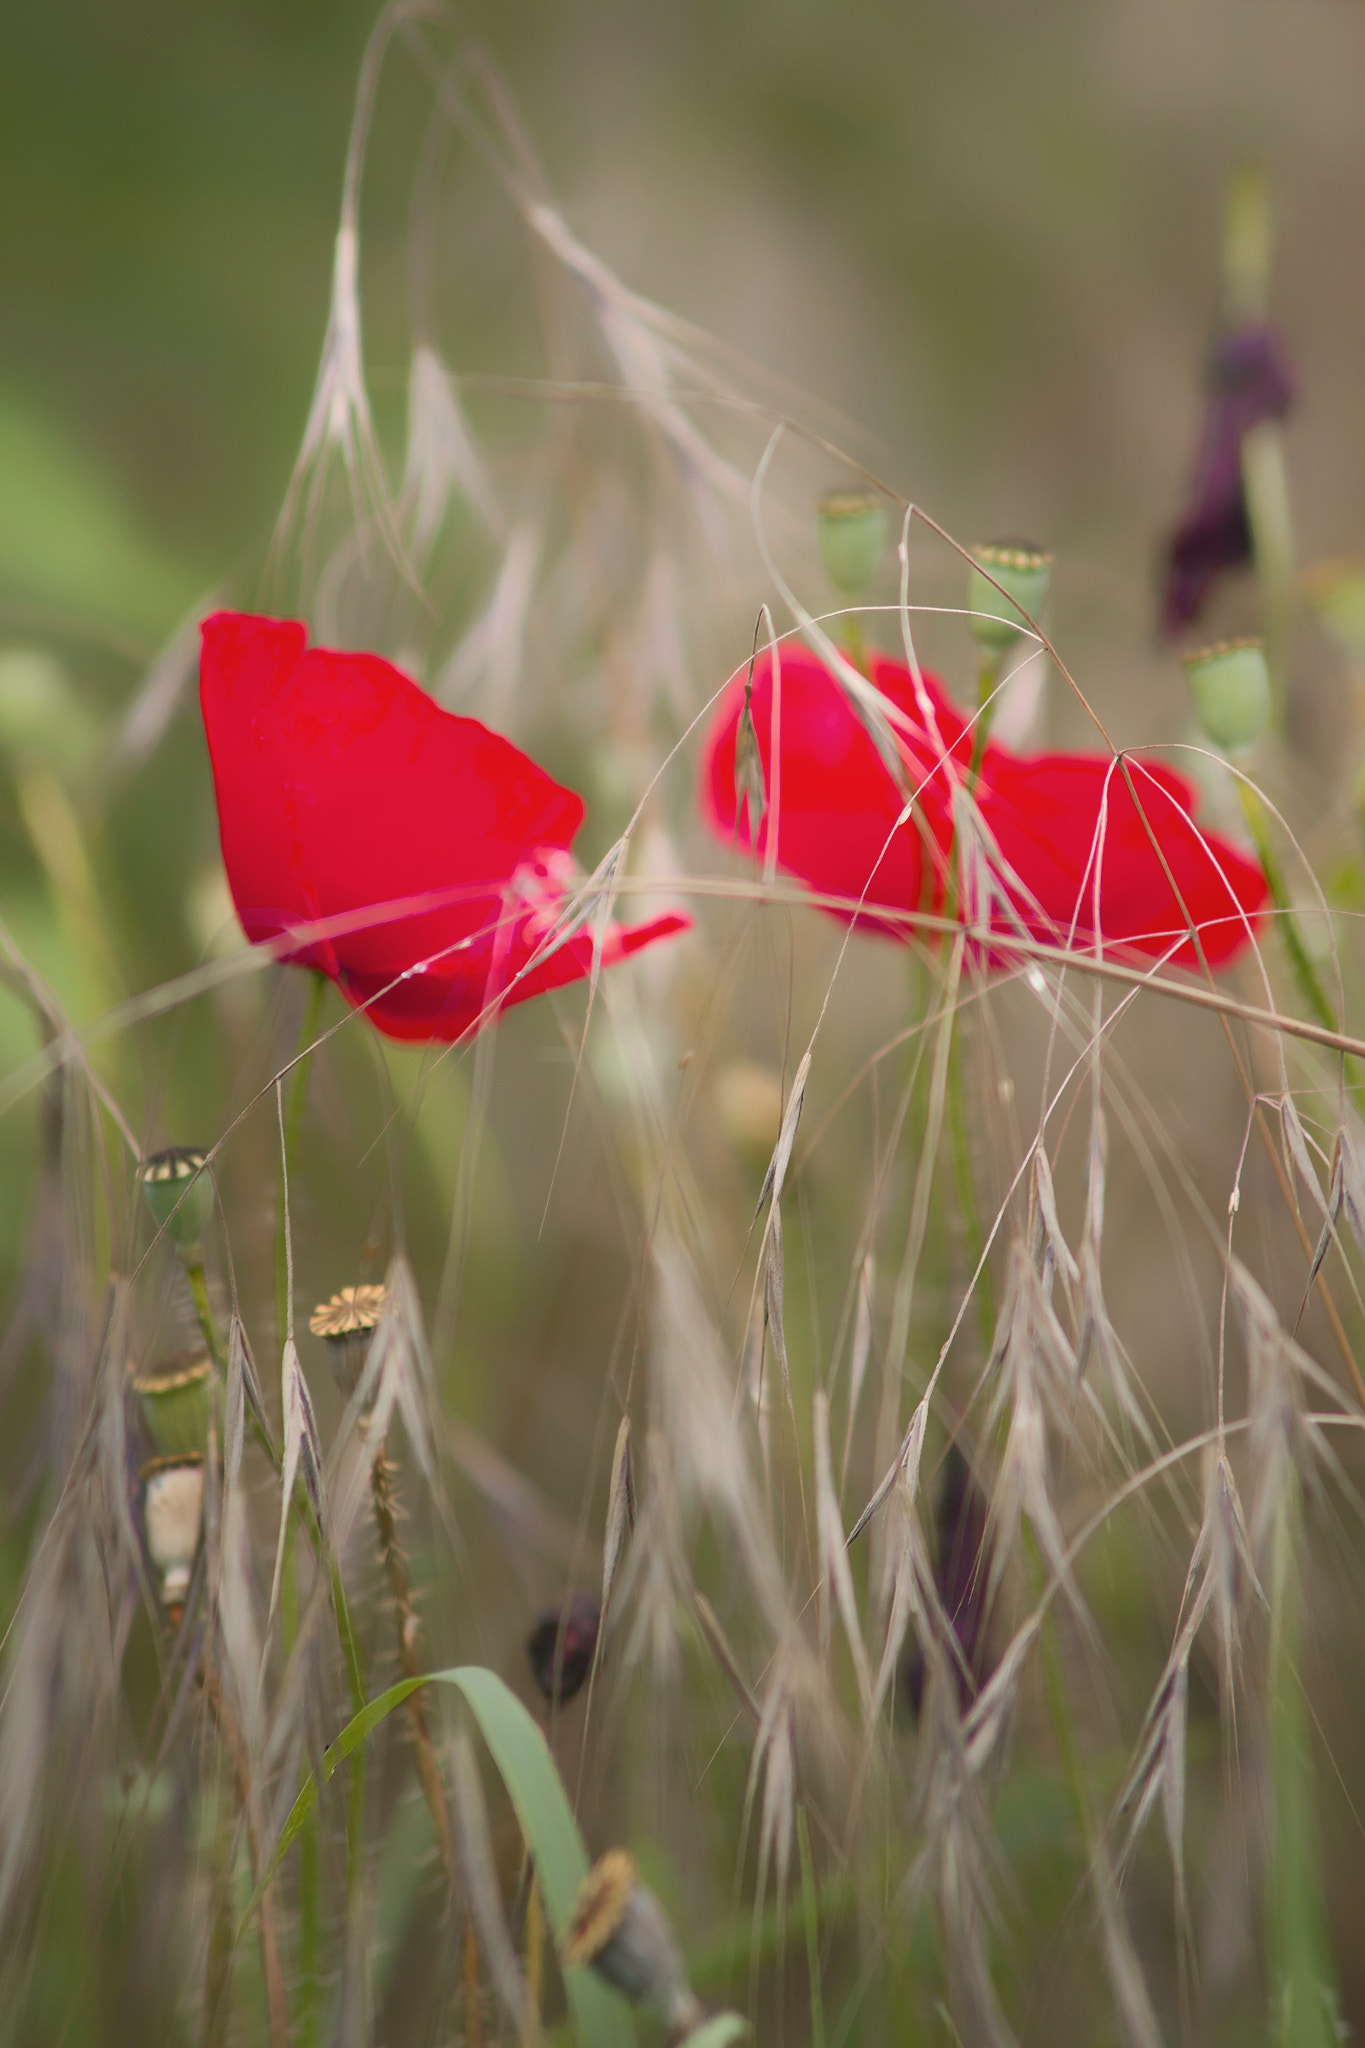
[141,1454,205,1620]
[562,1848,703,2035]
[133,1351,215,1458]
[817,490,888,598]
[966,541,1053,654]
[309,1283,389,1395]
[138,1147,215,1251]
[1183,638,1271,754]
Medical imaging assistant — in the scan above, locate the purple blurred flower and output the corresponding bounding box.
[1161,323,1295,637]
[904,1444,990,1719]
[527,1593,601,1707]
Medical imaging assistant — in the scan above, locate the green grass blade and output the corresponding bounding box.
[796,1804,826,2048]
[681,2019,750,2048]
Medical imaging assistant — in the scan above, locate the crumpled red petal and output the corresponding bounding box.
[702,642,1267,969]
[200,611,689,1041]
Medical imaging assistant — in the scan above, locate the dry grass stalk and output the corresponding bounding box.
[369,1444,456,1890]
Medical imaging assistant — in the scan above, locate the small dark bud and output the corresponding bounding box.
[527,1593,601,1707]
[903,1442,990,1720]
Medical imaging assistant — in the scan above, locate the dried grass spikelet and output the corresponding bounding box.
[617,1425,690,1686]
[905,1673,1018,2048]
[0,1280,139,1944]
[309,1281,389,1395]
[983,1241,1101,1624]
[562,1848,703,2034]
[141,1454,205,1618]
[1230,1259,1340,1561]
[648,1235,788,1640]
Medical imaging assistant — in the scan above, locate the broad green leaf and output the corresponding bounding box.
[239,1665,634,2048]
[0,395,194,640]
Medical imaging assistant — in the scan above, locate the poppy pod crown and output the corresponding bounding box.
[199,612,687,1042]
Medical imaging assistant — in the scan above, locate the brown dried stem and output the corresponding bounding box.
[369,1446,457,1889]
[199,1655,290,2048]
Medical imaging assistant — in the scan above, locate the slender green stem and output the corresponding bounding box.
[1267,1478,1340,2048]
[1236,783,1336,1035]
[797,1804,827,2048]
[968,655,1000,784]
[946,1022,995,1355]
[1242,422,1295,712]
[185,1255,226,1368]
[295,1817,320,2048]
[1030,1537,1089,1848]
[276,971,326,1349]
[841,612,866,672]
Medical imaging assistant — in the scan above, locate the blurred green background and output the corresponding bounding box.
[2,0,1362,656]
[2,7,1364,2038]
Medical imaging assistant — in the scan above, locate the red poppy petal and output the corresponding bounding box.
[200,612,585,977]
[980,752,1267,965]
[340,911,692,1043]
[199,613,689,1041]
[702,644,967,928]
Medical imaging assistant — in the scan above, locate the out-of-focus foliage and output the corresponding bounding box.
[4,5,1365,2046]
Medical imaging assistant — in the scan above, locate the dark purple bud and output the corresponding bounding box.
[527,1593,601,1707]
[1161,323,1295,637]
[903,1443,990,1721]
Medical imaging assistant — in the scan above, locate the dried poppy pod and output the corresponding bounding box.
[133,1351,215,1459]
[562,1848,702,2035]
[309,1283,389,1395]
[141,1454,205,1623]
[137,1146,215,1251]
[966,541,1052,655]
[526,1593,601,1708]
[816,488,888,598]
[1183,637,1271,755]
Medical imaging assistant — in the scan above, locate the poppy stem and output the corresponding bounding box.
[1235,784,1337,1038]
[1242,420,1295,716]
[947,1020,995,1357]
[370,1442,457,1892]
[1266,1472,1341,2046]
[968,656,1000,784]
[275,972,327,1349]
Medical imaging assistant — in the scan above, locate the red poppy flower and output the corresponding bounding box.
[703,642,1266,968]
[199,612,688,1042]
